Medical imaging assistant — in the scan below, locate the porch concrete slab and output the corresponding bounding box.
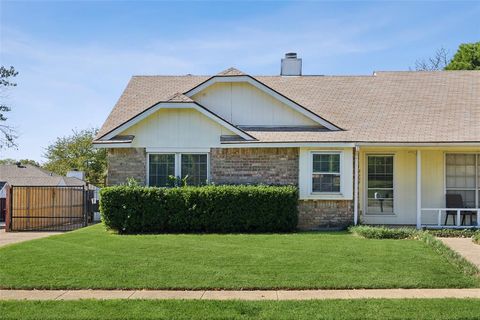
[202,290,277,300]
[130,290,204,300]
[0,229,63,248]
[58,290,135,300]
[439,237,480,268]
[0,290,66,300]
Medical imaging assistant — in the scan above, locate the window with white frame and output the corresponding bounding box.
[148,153,208,187]
[312,153,341,193]
[366,155,394,214]
[445,154,478,208]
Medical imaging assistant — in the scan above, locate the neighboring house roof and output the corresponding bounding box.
[96,70,480,143]
[0,165,86,187]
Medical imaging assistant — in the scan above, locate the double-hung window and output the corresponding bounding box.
[148,153,208,187]
[312,153,341,193]
[445,154,478,208]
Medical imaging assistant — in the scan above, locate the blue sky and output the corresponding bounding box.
[1,1,479,162]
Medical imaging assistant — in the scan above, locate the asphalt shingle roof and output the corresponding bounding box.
[96,70,480,143]
[0,165,86,187]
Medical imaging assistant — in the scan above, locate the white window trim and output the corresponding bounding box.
[299,148,353,200]
[310,151,343,195]
[364,153,396,216]
[444,152,479,209]
[147,152,210,186]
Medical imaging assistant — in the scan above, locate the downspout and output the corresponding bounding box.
[354,145,360,225]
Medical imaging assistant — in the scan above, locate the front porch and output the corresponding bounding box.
[357,146,480,229]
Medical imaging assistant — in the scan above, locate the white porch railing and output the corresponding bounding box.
[421,208,480,228]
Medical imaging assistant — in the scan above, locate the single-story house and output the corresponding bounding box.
[0,163,87,188]
[93,53,480,230]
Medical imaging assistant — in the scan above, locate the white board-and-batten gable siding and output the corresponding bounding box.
[121,108,237,149]
[192,82,320,127]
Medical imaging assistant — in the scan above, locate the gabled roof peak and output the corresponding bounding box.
[166,92,194,103]
[216,67,247,76]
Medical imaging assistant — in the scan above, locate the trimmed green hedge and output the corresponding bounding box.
[100,185,298,234]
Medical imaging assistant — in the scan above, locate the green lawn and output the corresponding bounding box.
[0,224,478,289]
[1,299,480,320]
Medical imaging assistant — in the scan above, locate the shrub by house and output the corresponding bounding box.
[100,185,298,234]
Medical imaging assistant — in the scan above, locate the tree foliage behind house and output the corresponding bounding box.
[445,41,480,70]
[0,66,18,149]
[415,42,480,71]
[43,128,107,186]
[0,158,41,167]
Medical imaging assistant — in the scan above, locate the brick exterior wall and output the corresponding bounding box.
[298,200,354,230]
[210,148,299,185]
[107,148,146,186]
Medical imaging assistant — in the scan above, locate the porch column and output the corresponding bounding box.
[416,150,422,229]
[353,145,359,225]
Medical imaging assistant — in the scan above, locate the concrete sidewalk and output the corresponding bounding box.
[440,237,480,268]
[0,229,63,248]
[1,289,480,301]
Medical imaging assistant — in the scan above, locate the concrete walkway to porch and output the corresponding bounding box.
[1,289,480,301]
[0,229,63,248]
[439,237,480,268]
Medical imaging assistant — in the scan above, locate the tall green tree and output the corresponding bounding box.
[43,128,107,186]
[0,66,18,148]
[445,42,480,70]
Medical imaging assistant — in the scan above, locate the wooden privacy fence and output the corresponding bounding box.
[5,185,88,232]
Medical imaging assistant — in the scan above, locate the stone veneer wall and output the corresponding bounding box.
[297,200,354,230]
[210,147,354,230]
[210,148,299,185]
[107,148,147,186]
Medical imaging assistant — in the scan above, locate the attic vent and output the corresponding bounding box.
[281,52,302,76]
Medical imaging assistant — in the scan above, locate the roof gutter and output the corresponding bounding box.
[356,142,480,147]
[92,142,133,149]
[220,142,356,148]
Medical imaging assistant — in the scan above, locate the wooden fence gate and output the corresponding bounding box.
[5,186,88,232]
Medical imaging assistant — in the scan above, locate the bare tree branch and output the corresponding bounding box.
[415,47,451,71]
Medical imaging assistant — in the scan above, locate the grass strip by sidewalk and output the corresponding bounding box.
[417,233,479,277]
[1,299,480,320]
